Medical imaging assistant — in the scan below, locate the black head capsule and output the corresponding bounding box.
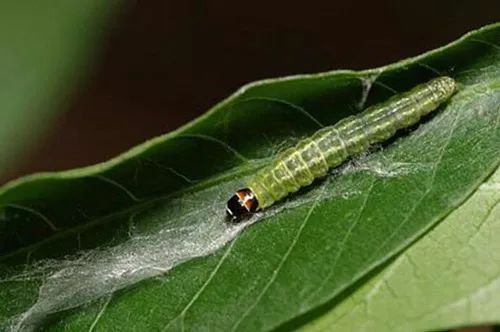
[226,188,259,221]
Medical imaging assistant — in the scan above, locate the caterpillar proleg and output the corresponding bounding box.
[226,76,457,220]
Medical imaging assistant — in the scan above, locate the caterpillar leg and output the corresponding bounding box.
[226,188,259,221]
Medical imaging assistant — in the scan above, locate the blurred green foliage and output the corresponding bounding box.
[0,1,122,177]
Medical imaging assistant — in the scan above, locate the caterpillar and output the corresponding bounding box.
[226,76,457,220]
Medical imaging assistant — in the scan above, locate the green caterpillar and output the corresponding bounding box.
[226,76,457,220]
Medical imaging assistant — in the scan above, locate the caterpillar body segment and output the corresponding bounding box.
[226,76,457,220]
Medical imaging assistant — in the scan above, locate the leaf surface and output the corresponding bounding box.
[0,24,498,331]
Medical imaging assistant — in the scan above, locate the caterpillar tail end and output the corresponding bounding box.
[226,188,259,222]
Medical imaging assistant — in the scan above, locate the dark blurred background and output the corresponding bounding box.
[2,0,499,183]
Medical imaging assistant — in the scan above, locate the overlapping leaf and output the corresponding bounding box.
[302,166,500,331]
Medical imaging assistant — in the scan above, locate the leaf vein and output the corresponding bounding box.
[230,187,325,331]
[0,204,58,231]
[176,134,249,162]
[162,238,237,332]
[90,175,141,202]
[88,295,112,332]
[303,178,377,305]
[368,105,461,260]
[243,96,324,128]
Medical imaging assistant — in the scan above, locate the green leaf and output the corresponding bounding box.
[0,1,120,174]
[0,23,499,331]
[301,165,500,332]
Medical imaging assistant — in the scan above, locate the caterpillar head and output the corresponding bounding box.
[226,188,259,221]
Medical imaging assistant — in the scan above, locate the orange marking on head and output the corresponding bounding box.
[244,200,255,211]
